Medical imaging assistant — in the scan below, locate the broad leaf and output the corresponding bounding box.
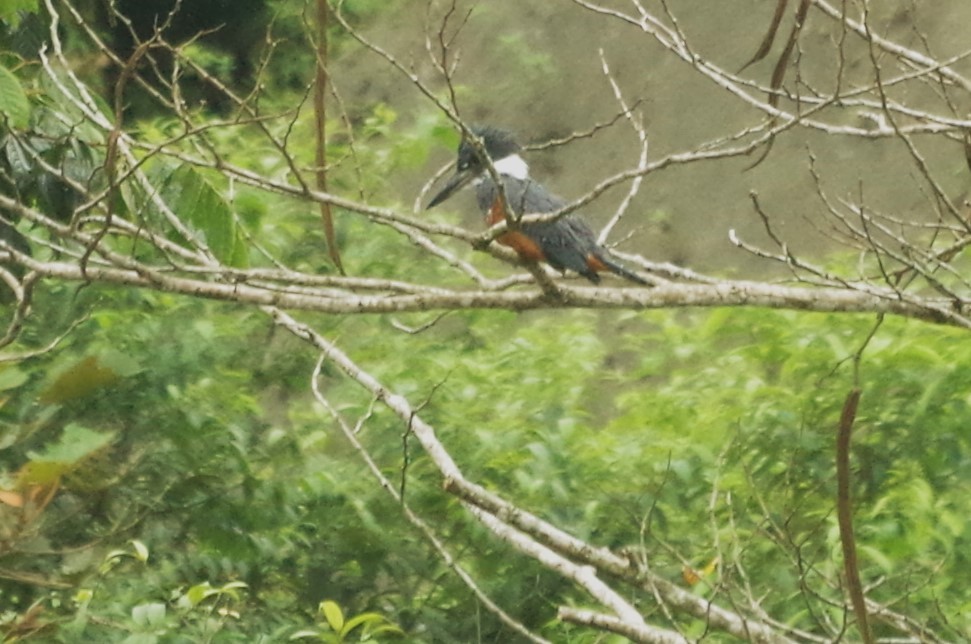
[0,64,29,129]
[131,602,166,628]
[0,365,27,392]
[26,424,114,465]
[162,166,244,266]
[40,352,140,404]
[0,0,38,28]
[320,600,344,633]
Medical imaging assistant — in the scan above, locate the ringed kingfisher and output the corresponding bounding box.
[426,126,648,285]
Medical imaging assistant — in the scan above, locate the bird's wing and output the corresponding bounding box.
[509,180,600,280]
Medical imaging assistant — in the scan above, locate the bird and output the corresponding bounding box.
[426,125,648,285]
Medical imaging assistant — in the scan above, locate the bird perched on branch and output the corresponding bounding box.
[426,125,647,285]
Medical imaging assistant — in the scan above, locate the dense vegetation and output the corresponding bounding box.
[1,1,970,642]
[6,284,970,641]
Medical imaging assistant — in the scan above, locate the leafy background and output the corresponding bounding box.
[1,1,970,642]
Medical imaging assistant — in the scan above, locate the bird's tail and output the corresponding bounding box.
[595,251,650,286]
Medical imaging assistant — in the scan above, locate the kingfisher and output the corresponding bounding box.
[426,126,648,285]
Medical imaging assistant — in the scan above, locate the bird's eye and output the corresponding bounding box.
[458,161,469,170]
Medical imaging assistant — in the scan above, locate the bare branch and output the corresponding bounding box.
[309,353,549,644]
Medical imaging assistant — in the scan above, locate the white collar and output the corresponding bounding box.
[492,153,530,180]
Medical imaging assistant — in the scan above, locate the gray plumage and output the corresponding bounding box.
[427,125,647,285]
[476,175,608,282]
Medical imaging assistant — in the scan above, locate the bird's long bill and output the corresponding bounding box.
[426,169,475,209]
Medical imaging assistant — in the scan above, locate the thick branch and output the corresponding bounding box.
[558,607,688,644]
[5,251,969,326]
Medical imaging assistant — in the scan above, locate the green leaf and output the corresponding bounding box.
[73,588,93,605]
[0,0,39,29]
[162,166,243,266]
[344,611,404,640]
[0,64,30,129]
[3,136,30,178]
[215,580,248,601]
[0,365,28,392]
[17,459,69,485]
[131,540,150,563]
[40,352,140,404]
[184,582,218,607]
[342,612,388,636]
[27,423,114,464]
[131,602,166,627]
[103,549,131,566]
[320,600,344,633]
[367,624,405,637]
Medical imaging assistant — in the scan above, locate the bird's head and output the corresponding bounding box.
[426,125,528,208]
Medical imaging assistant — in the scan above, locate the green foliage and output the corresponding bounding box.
[4,240,971,640]
[0,0,38,30]
[1,22,969,642]
[27,423,114,466]
[59,543,261,642]
[160,165,247,267]
[291,600,403,642]
[0,64,29,129]
[0,66,102,242]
